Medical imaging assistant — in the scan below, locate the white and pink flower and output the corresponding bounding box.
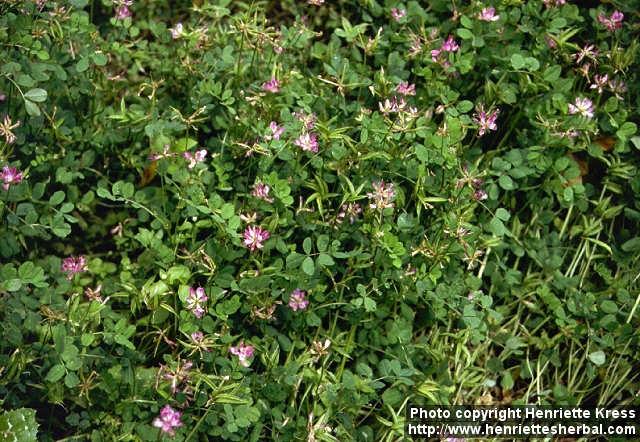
[244,225,270,251]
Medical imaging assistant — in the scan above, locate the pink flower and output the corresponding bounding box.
[441,35,459,52]
[169,22,183,39]
[367,180,396,210]
[61,256,88,280]
[262,77,280,93]
[590,74,608,94]
[229,342,254,367]
[114,0,132,20]
[391,8,406,21]
[473,105,499,136]
[294,111,317,130]
[395,81,416,96]
[185,286,208,318]
[288,289,309,311]
[431,36,459,64]
[544,35,557,49]
[0,115,20,144]
[294,132,319,153]
[308,0,324,4]
[598,11,624,31]
[153,405,183,436]
[183,149,207,169]
[337,202,362,224]
[473,189,488,201]
[1,166,23,191]
[608,78,626,99]
[543,0,566,7]
[378,96,407,114]
[574,44,598,64]
[160,360,193,395]
[409,36,423,57]
[568,97,595,119]
[478,7,499,21]
[84,285,103,302]
[251,182,274,203]
[267,121,284,140]
[244,225,270,251]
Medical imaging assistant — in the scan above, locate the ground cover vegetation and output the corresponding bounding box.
[0,0,639,440]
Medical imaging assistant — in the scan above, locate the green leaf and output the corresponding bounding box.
[4,279,22,292]
[316,235,329,252]
[588,350,606,366]
[456,28,473,40]
[49,191,65,205]
[76,57,90,72]
[489,217,508,236]
[220,203,235,219]
[510,54,525,70]
[363,296,377,312]
[616,122,637,139]
[317,253,335,267]
[456,100,474,113]
[114,334,135,350]
[24,100,41,117]
[45,364,66,383]
[303,237,312,255]
[498,175,514,190]
[495,208,511,221]
[163,265,191,284]
[302,256,315,275]
[65,372,80,388]
[91,52,108,66]
[621,237,640,252]
[24,88,47,103]
[600,300,618,314]
[0,408,39,441]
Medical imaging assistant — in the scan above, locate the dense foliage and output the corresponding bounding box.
[1,0,639,440]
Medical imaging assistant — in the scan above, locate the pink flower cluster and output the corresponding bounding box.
[367,180,396,210]
[431,36,459,64]
[169,22,183,39]
[590,74,608,94]
[477,7,499,22]
[229,342,254,367]
[251,182,274,203]
[262,77,280,93]
[266,121,284,141]
[61,255,88,280]
[294,111,317,131]
[0,115,20,144]
[1,166,23,191]
[291,111,319,153]
[543,0,566,7]
[183,149,207,169]
[337,202,362,224]
[185,286,208,318]
[114,0,132,20]
[568,97,595,119]
[153,405,183,436]
[244,225,270,251]
[598,11,624,31]
[473,105,499,136]
[288,289,309,311]
[391,8,406,21]
[472,178,488,201]
[293,132,319,153]
[395,81,416,96]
